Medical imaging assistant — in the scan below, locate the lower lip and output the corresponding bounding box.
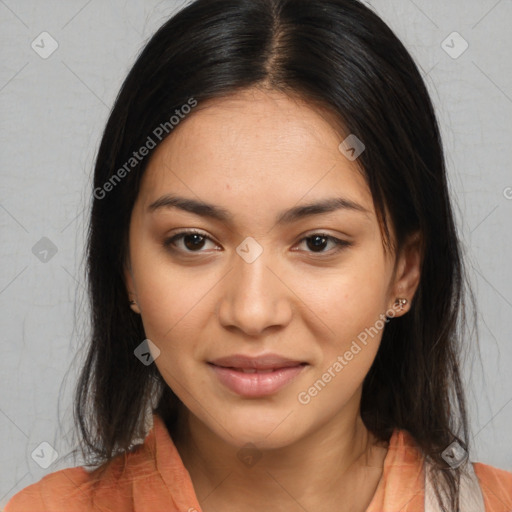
[209,363,306,397]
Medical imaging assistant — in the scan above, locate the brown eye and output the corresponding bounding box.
[182,233,206,251]
[306,235,329,252]
[163,230,219,253]
[296,233,352,254]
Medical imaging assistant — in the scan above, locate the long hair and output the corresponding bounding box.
[75,1,475,509]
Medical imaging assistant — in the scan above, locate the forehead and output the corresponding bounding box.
[137,88,374,216]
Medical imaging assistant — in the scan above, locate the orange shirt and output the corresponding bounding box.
[5,414,512,511]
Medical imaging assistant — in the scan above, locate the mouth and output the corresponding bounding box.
[208,354,308,397]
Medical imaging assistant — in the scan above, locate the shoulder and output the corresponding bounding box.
[4,466,99,512]
[4,414,186,512]
[473,461,512,509]
[385,430,512,510]
[4,447,149,511]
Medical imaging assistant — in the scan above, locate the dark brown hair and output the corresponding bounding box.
[75,1,475,509]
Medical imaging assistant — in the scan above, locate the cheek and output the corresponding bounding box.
[296,339,378,428]
[296,275,387,414]
[294,249,389,390]
[293,251,389,342]
[130,242,217,341]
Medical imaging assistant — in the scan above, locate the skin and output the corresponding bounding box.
[124,87,422,512]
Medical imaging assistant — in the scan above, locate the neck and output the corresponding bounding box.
[171,392,389,512]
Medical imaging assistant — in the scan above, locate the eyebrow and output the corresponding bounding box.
[147,193,371,224]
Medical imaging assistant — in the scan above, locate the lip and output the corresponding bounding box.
[208,353,307,397]
[210,353,305,370]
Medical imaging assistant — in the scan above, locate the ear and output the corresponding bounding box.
[388,231,423,317]
[124,258,141,315]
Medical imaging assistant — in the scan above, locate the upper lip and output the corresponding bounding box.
[209,354,306,370]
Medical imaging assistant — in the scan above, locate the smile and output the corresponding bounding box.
[207,354,308,397]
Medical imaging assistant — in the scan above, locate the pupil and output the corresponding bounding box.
[184,234,205,250]
[308,235,327,252]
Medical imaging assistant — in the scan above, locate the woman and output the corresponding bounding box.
[6,0,512,510]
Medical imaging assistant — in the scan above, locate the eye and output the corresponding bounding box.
[163,230,220,253]
[163,230,352,256]
[295,233,352,254]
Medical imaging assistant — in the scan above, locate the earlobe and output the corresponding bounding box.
[129,298,141,314]
[389,231,423,317]
[124,259,141,314]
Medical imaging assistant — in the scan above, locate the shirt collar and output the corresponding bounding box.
[147,414,425,512]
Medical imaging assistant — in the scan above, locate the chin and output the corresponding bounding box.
[206,407,307,450]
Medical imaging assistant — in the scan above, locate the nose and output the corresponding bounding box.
[216,250,293,337]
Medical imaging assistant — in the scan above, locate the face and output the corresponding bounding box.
[125,88,420,450]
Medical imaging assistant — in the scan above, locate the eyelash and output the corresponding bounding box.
[162,229,352,256]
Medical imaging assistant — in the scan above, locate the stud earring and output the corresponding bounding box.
[394,297,408,310]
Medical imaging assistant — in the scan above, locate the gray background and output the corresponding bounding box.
[1,0,511,505]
